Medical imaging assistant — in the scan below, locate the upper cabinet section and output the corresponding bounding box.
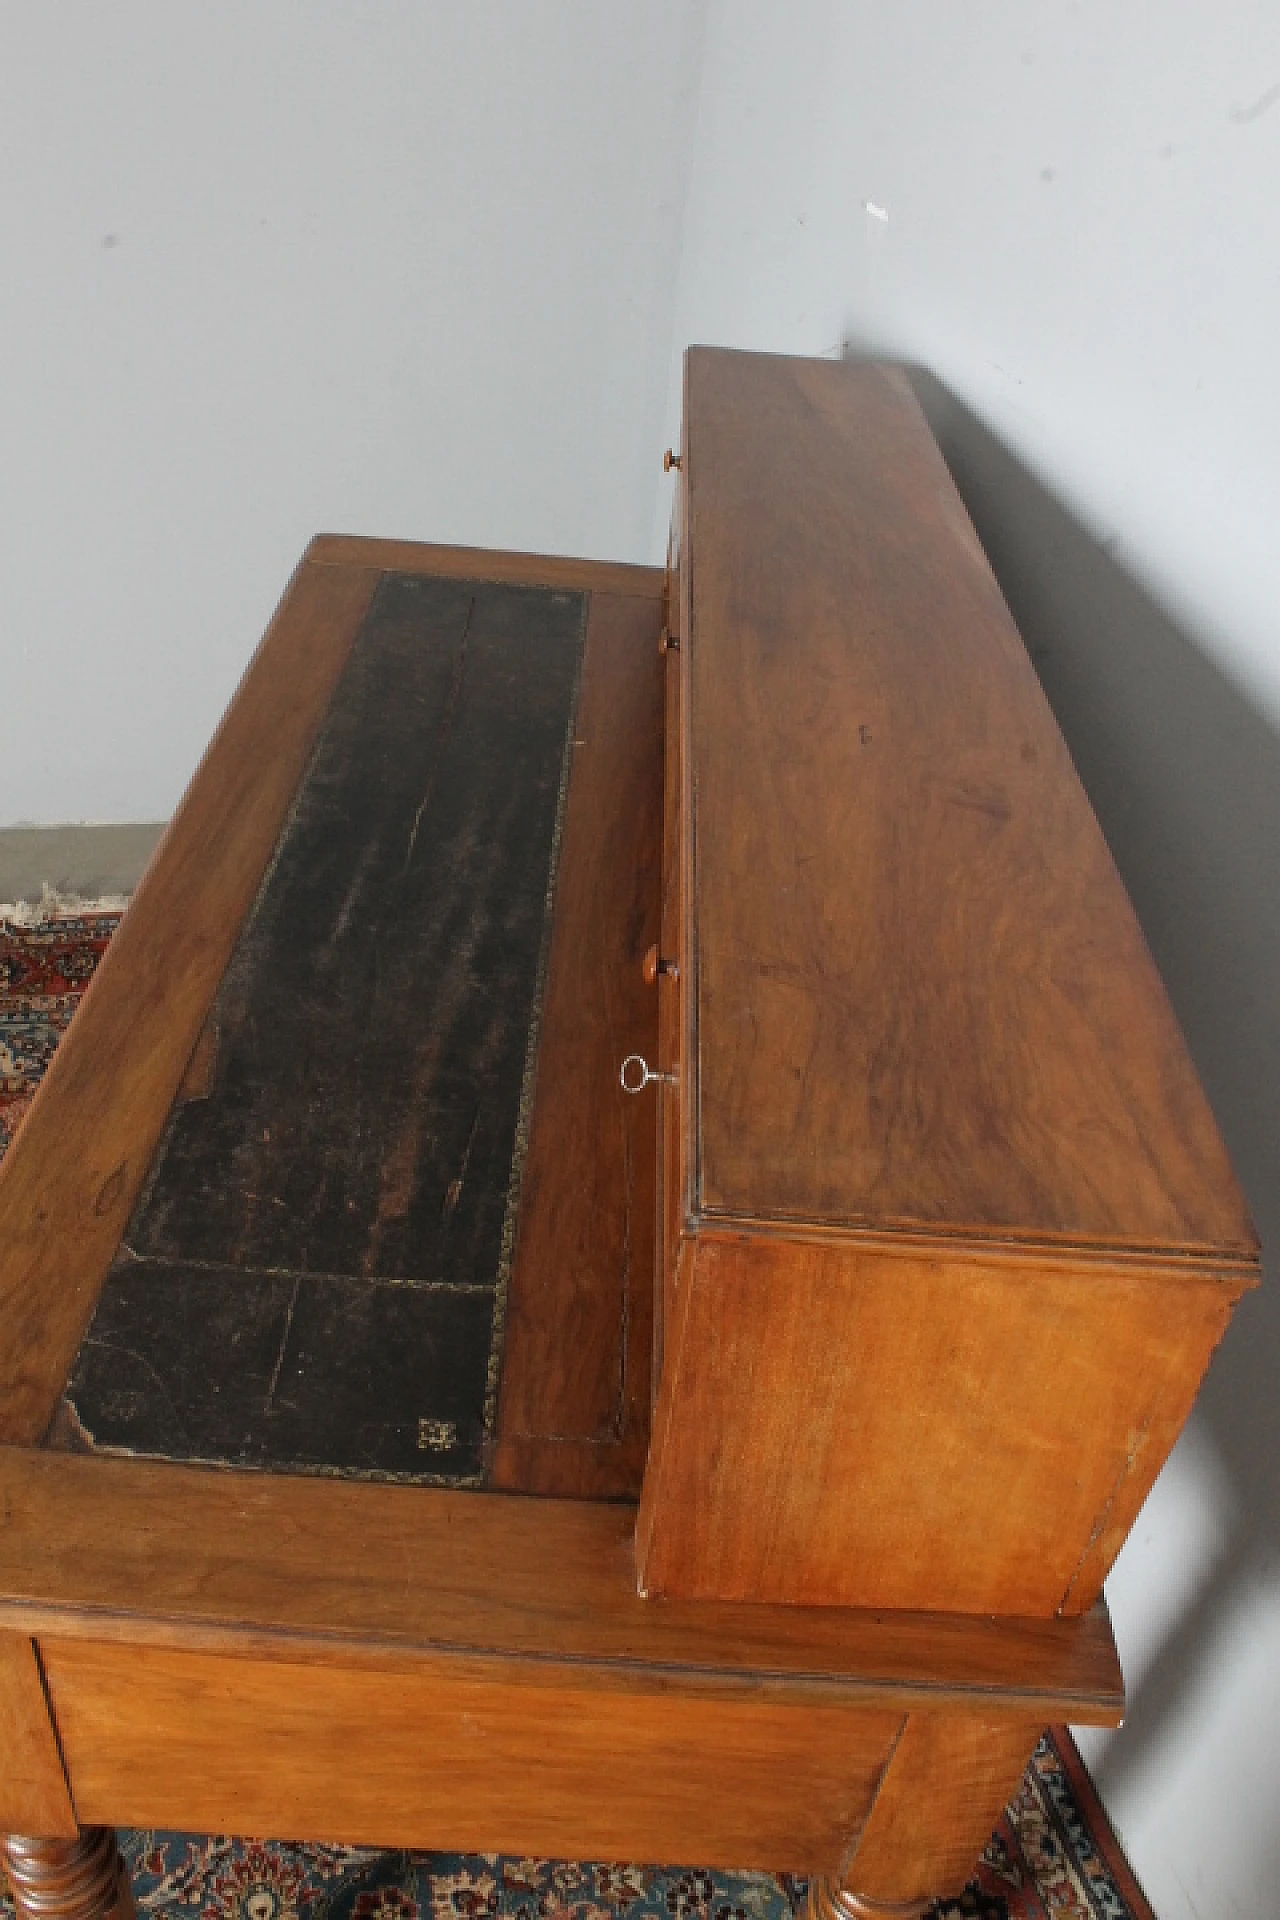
[681,348,1255,1260]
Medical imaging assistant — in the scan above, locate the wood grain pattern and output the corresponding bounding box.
[0,559,379,1446]
[639,1230,1242,1614]
[1057,1351,1236,1612]
[683,348,1254,1259]
[638,347,1258,1615]
[41,1638,898,1871]
[0,1630,78,1837]
[0,490,1166,1890]
[306,535,662,601]
[0,1450,1122,1721]
[835,1714,1042,1909]
[492,593,663,1498]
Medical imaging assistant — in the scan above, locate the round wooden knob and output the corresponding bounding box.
[643,946,679,985]
[664,448,683,472]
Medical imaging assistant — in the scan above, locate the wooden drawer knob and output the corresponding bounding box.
[643,945,679,986]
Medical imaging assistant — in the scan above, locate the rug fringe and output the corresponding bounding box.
[0,883,130,925]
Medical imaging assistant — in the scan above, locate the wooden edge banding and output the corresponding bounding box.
[0,558,380,1445]
[27,1632,932,1713]
[693,1214,1261,1284]
[0,1451,1123,1720]
[4,1608,1124,1718]
[306,535,664,600]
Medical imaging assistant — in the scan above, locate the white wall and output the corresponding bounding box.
[656,0,1280,735]
[0,1,707,824]
[657,6,1280,1917]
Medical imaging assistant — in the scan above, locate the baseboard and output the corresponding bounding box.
[0,824,166,908]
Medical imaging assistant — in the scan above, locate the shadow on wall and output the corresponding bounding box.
[902,366,1280,1844]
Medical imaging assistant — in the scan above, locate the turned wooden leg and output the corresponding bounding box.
[805,1878,931,1920]
[804,1713,1042,1920]
[1,1830,135,1920]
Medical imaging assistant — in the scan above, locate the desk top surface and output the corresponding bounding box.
[0,543,664,1486]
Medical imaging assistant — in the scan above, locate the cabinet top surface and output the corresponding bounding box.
[684,348,1256,1263]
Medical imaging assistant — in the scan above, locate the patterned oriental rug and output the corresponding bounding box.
[0,913,1155,1920]
[0,909,119,1153]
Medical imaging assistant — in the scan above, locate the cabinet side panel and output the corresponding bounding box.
[638,1234,1238,1615]
[1058,1298,1237,1614]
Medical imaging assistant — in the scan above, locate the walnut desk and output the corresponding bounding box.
[0,351,1257,1920]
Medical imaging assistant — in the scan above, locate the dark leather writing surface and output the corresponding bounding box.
[67,574,585,1483]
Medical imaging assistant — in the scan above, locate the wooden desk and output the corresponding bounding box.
[0,351,1255,1920]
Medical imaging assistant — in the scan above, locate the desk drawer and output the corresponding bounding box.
[41,1636,897,1873]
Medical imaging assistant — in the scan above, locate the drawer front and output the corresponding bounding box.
[43,1637,898,1873]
